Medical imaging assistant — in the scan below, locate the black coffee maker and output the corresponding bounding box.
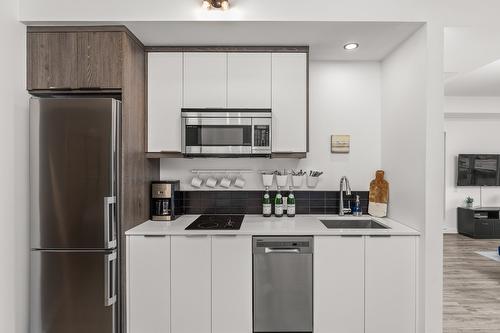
[151,181,180,221]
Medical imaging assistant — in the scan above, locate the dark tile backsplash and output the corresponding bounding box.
[175,190,369,215]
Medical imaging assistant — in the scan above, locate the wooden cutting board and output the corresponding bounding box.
[368,170,389,217]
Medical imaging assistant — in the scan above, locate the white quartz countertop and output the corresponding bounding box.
[125,215,420,236]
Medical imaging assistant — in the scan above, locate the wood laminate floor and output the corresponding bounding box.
[444,234,500,333]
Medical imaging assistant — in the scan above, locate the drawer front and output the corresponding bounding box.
[493,220,500,236]
[475,220,494,235]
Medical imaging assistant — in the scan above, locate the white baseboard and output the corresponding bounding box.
[442,227,458,234]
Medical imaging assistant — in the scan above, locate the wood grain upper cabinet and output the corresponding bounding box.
[271,53,308,153]
[227,53,271,108]
[147,52,183,152]
[365,236,417,333]
[77,32,123,89]
[27,32,78,90]
[28,31,123,90]
[183,53,227,108]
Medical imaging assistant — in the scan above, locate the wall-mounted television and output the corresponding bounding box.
[457,154,500,186]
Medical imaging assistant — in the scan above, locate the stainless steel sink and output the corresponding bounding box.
[320,219,390,229]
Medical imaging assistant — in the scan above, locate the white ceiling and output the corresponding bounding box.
[445,59,500,96]
[125,21,423,61]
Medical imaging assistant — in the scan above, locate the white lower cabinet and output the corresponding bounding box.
[314,236,365,333]
[314,235,418,333]
[128,233,417,333]
[365,236,417,333]
[212,235,252,333]
[171,235,212,333]
[127,235,171,333]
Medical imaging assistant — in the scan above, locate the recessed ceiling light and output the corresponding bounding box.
[344,43,359,50]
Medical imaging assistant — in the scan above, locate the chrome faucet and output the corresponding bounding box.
[339,176,352,216]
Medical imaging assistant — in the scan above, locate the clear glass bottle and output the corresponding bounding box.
[287,188,296,217]
[274,189,284,217]
[262,187,272,217]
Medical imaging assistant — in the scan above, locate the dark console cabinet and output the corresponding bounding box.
[457,207,500,239]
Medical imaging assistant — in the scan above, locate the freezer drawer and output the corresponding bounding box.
[253,236,313,333]
[30,250,117,333]
[30,98,119,249]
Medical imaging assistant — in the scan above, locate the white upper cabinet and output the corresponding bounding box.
[365,236,417,333]
[271,53,308,153]
[314,236,365,333]
[127,235,171,333]
[227,53,271,108]
[147,52,183,152]
[171,236,212,333]
[183,52,227,108]
[212,235,252,333]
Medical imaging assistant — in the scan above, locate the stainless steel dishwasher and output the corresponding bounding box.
[253,236,313,333]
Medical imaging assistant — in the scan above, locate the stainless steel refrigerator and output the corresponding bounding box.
[30,97,120,333]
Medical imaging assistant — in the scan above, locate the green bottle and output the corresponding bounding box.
[262,187,272,217]
[274,189,284,217]
[287,188,296,217]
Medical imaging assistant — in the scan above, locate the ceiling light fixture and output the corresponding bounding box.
[344,43,359,50]
[202,0,230,10]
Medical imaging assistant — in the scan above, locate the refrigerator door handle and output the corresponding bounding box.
[104,251,117,307]
[104,196,117,249]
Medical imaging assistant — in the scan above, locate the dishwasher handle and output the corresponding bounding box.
[264,247,301,254]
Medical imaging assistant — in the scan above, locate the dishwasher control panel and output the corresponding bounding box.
[253,237,314,254]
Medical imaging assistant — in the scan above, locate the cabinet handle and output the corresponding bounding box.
[78,87,103,90]
[48,86,71,90]
[144,234,166,238]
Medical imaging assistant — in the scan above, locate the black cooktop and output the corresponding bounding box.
[185,215,244,230]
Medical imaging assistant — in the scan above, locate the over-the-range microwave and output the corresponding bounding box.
[181,108,272,157]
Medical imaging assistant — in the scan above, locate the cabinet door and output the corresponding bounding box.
[147,52,183,152]
[27,32,78,90]
[314,236,365,333]
[227,53,271,108]
[271,53,307,153]
[171,236,211,333]
[365,236,417,333]
[183,53,227,108]
[127,235,171,333]
[212,235,252,333]
[77,32,123,89]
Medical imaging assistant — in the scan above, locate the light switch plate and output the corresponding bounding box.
[331,135,350,153]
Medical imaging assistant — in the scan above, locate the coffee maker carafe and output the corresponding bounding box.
[151,181,180,221]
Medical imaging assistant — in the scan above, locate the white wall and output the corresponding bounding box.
[160,61,382,191]
[444,98,500,232]
[381,25,444,333]
[445,96,500,115]
[0,0,29,332]
[444,27,500,74]
[381,28,427,232]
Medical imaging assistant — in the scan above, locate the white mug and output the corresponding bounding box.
[191,175,203,188]
[219,177,231,188]
[234,176,245,188]
[206,177,217,188]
